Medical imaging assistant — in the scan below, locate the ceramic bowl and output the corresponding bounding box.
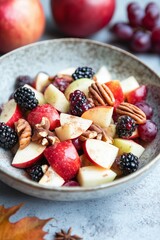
[0,39,160,201]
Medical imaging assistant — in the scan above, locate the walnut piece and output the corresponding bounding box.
[15,118,31,149]
[88,82,115,106]
[116,102,146,124]
[32,117,60,146]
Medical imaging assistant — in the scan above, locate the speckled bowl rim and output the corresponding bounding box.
[0,38,160,194]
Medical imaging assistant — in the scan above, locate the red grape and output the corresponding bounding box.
[112,22,134,40]
[143,3,160,31]
[131,30,151,52]
[72,138,82,151]
[63,180,80,187]
[138,120,158,142]
[127,2,145,27]
[151,27,160,52]
[127,2,141,13]
[135,101,153,119]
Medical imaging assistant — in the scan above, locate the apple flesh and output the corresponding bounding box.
[77,166,117,187]
[51,0,116,37]
[33,72,50,92]
[64,78,94,100]
[83,139,118,169]
[0,0,45,53]
[120,76,139,95]
[0,99,22,128]
[95,66,111,84]
[126,85,148,104]
[44,84,69,113]
[23,84,46,105]
[39,166,65,187]
[12,142,46,168]
[105,80,124,107]
[113,138,145,157]
[81,106,113,128]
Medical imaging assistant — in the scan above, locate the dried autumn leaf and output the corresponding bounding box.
[0,203,51,240]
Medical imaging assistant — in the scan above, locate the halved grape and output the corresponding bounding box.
[135,101,153,119]
[138,120,158,142]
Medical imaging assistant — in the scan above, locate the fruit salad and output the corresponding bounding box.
[0,66,158,188]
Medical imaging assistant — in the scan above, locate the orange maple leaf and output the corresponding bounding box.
[0,203,52,240]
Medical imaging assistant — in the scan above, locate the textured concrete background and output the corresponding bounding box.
[0,0,160,239]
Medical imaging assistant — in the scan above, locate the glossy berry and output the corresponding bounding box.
[151,27,160,53]
[116,115,136,138]
[127,3,144,27]
[72,67,95,80]
[26,164,44,182]
[0,122,18,149]
[112,22,134,40]
[72,138,82,151]
[15,75,33,89]
[118,153,139,175]
[14,87,38,110]
[63,180,80,187]
[69,90,93,116]
[138,120,158,142]
[143,2,160,30]
[131,30,151,52]
[52,75,73,93]
[135,101,153,119]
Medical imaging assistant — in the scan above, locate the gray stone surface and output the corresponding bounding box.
[0,0,160,239]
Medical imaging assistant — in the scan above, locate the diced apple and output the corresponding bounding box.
[65,78,94,100]
[12,142,46,168]
[77,166,117,187]
[81,106,113,128]
[83,139,119,169]
[104,124,116,138]
[55,113,92,141]
[0,99,22,128]
[105,80,124,107]
[34,72,50,92]
[57,67,76,76]
[39,166,65,187]
[126,85,147,104]
[44,84,69,113]
[95,66,111,84]
[120,76,139,95]
[113,138,145,157]
[24,84,46,105]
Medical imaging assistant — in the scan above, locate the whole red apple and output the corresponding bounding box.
[0,0,45,53]
[51,0,116,37]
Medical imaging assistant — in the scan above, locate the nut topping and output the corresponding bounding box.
[116,102,146,124]
[88,82,115,106]
[15,118,32,149]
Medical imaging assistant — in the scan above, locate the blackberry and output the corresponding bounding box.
[72,67,95,80]
[116,115,136,138]
[26,164,44,182]
[0,122,18,149]
[14,87,38,110]
[118,153,139,175]
[69,90,93,116]
[15,75,33,89]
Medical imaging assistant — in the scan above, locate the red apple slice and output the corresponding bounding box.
[12,142,46,168]
[0,99,22,128]
[83,139,119,169]
[105,80,124,107]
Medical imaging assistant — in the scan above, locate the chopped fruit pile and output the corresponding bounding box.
[111,1,160,53]
[0,66,158,188]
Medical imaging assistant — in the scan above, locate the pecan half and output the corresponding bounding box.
[116,102,146,124]
[15,118,31,149]
[88,82,115,106]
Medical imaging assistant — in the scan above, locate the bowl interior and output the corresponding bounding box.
[0,39,160,199]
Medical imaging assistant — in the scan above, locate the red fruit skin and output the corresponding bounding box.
[0,0,45,53]
[126,85,147,104]
[44,141,81,181]
[51,0,115,37]
[105,80,124,107]
[6,105,22,128]
[27,104,60,130]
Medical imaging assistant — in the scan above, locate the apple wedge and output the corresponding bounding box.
[44,84,69,113]
[12,142,46,168]
[55,113,92,141]
[95,66,111,84]
[0,99,22,128]
[65,78,94,100]
[34,72,50,92]
[83,139,119,169]
[113,138,145,157]
[120,76,139,95]
[23,84,46,105]
[39,166,65,187]
[77,166,117,187]
[81,106,113,128]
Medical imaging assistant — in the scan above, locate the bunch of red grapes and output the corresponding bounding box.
[112,2,160,53]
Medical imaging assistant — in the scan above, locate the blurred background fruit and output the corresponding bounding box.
[0,0,45,53]
[50,0,116,37]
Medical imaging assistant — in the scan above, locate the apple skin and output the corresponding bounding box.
[51,0,116,37]
[0,0,45,53]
